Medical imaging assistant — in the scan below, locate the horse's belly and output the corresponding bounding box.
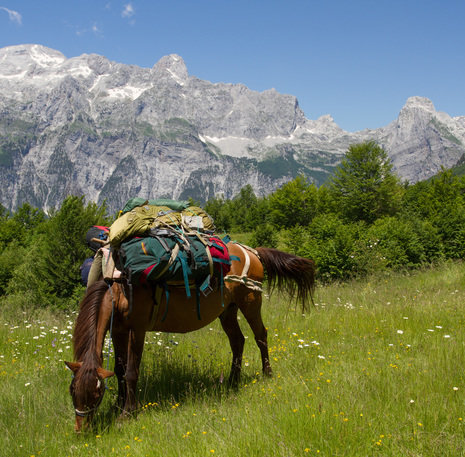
[149,287,227,333]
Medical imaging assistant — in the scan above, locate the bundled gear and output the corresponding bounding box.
[87,198,232,320]
[108,204,215,248]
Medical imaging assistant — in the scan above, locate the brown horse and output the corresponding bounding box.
[65,243,315,432]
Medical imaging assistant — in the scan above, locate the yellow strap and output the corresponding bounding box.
[152,244,180,280]
[148,286,163,329]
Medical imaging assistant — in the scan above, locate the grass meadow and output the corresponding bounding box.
[1,261,465,456]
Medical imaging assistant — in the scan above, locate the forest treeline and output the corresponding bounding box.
[1,141,465,309]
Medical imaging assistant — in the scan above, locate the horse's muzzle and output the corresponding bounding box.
[74,414,84,433]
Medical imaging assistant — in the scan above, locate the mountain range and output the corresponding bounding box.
[1,44,464,213]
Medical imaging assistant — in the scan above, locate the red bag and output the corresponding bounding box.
[208,237,231,277]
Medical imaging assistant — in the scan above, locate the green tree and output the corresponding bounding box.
[0,203,46,295]
[229,185,261,231]
[406,169,464,218]
[403,170,465,258]
[328,141,402,224]
[8,196,110,307]
[0,202,46,249]
[0,242,26,295]
[204,195,232,232]
[206,185,268,233]
[0,217,22,251]
[268,175,318,228]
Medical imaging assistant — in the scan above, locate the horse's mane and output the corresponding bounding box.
[73,280,109,364]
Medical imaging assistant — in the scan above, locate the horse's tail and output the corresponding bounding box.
[73,280,109,361]
[255,247,315,312]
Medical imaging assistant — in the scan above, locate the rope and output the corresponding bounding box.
[224,244,263,292]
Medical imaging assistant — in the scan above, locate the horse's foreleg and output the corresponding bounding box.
[123,328,146,414]
[219,303,245,386]
[112,327,129,409]
[239,294,272,377]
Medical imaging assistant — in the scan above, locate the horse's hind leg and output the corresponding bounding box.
[239,293,272,377]
[219,303,245,385]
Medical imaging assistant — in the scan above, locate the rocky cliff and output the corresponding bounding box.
[1,44,464,212]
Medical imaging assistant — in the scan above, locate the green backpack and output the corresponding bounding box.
[121,198,190,214]
[119,232,212,297]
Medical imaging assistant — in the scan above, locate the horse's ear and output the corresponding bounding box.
[97,367,114,379]
[65,361,82,373]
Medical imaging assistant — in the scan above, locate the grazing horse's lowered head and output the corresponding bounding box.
[65,361,114,432]
[64,280,117,432]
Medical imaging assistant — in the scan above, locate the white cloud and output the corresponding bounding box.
[0,6,22,25]
[92,23,103,36]
[121,2,134,18]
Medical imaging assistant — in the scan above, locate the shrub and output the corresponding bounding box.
[281,215,365,281]
[250,223,278,248]
[430,206,465,259]
[365,216,443,269]
[281,225,310,256]
[307,215,364,281]
[0,242,26,295]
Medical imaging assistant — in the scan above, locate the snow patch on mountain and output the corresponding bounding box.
[1,44,464,212]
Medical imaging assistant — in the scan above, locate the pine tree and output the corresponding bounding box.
[328,141,402,224]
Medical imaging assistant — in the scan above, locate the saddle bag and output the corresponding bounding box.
[119,233,212,291]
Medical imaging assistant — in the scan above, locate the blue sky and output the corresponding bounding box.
[0,0,464,132]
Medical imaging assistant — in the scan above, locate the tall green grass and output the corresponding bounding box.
[1,262,465,456]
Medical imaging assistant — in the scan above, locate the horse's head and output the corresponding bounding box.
[65,361,114,432]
